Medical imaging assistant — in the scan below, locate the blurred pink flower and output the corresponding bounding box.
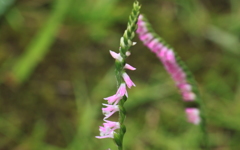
[185,108,201,125]
[182,92,196,101]
[139,33,154,45]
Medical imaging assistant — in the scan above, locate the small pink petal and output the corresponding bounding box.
[122,73,136,88]
[126,51,131,56]
[124,64,136,70]
[109,50,123,61]
[137,20,146,27]
[104,95,121,104]
[138,14,144,20]
[116,83,128,98]
[185,108,201,125]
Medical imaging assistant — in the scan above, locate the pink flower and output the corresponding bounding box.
[152,42,163,53]
[185,108,201,125]
[177,83,192,92]
[124,64,136,70]
[102,104,119,120]
[171,70,186,84]
[147,38,159,50]
[96,120,120,139]
[104,83,128,104]
[182,92,196,101]
[122,73,136,88]
[109,50,123,61]
[138,14,144,20]
[137,25,148,35]
[139,33,154,45]
[165,50,176,63]
[156,47,168,60]
[164,61,181,75]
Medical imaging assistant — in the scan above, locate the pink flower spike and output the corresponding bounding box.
[122,73,136,88]
[109,50,123,61]
[96,121,120,139]
[102,104,119,120]
[185,108,201,125]
[124,64,136,70]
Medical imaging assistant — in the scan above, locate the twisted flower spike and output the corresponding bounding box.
[96,1,141,150]
[136,14,208,148]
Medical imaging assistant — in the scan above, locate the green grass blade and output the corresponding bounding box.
[11,0,71,84]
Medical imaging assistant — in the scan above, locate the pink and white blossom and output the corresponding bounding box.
[182,92,196,101]
[177,83,192,92]
[96,121,120,139]
[102,104,119,120]
[185,108,201,125]
[109,50,123,61]
[124,64,136,70]
[122,73,136,88]
[104,83,128,104]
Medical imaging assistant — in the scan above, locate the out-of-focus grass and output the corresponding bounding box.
[0,0,15,18]
[0,0,240,149]
[10,0,71,84]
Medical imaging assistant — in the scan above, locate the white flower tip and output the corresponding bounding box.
[124,64,136,70]
[138,14,143,20]
[132,42,137,46]
[126,51,131,57]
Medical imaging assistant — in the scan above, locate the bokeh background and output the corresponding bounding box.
[0,0,240,149]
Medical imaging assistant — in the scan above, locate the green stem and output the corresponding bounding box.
[113,1,141,149]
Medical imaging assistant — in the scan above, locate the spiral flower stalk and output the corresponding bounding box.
[96,1,141,150]
[136,14,208,148]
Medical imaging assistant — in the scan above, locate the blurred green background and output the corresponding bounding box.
[0,0,240,149]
